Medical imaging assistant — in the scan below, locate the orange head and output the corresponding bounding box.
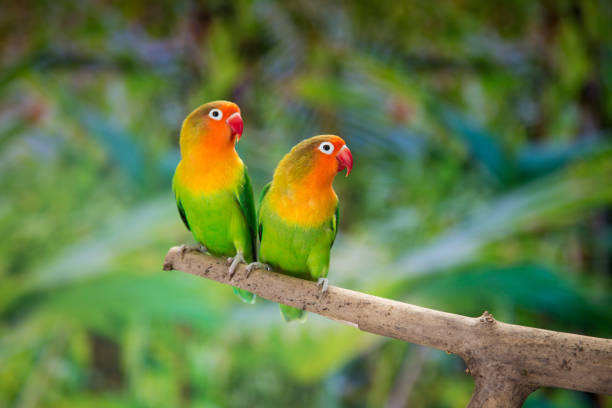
[273,135,353,189]
[179,100,244,157]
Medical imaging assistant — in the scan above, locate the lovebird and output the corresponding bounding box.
[251,135,353,321]
[172,100,257,303]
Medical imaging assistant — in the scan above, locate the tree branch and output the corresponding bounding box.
[163,247,612,407]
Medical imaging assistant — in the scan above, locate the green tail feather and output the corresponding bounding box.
[233,287,256,304]
[279,304,307,322]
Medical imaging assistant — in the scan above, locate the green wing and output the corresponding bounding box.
[257,182,272,241]
[330,203,339,248]
[173,175,190,231]
[176,197,190,231]
[235,167,258,258]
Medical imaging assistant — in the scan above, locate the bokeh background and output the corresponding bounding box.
[1,1,612,407]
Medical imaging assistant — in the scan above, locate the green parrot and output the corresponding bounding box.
[249,135,353,321]
[172,100,257,303]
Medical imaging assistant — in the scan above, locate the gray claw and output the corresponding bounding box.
[317,277,329,293]
[180,243,207,256]
[180,243,208,255]
[245,262,271,277]
[228,252,245,278]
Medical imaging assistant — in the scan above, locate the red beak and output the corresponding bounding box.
[336,145,353,176]
[226,112,243,141]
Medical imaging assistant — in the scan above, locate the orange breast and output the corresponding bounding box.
[268,172,338,227]
[176,147,243,194]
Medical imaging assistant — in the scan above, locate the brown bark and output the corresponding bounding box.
[163,247,612,407]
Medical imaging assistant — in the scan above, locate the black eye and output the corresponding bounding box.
[209,109,223,120]
[318,142,334,155]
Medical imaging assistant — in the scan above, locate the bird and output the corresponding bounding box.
[172,100,257,303]
[250,135,353,321]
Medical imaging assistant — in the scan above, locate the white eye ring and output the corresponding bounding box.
[318,141,335,155]
[208,109,223,121]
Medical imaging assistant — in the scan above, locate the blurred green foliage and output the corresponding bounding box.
[1,1,612,407]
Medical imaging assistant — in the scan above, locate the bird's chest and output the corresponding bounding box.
[270,188,336,228]
[178,158,242,194]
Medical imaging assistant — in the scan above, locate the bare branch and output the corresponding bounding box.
[163,247,612,407]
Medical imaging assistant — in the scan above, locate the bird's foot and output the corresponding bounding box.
[227,251,245,278]
[180,243,207,256]
[245,262,271,277]
[317,277,329,294]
